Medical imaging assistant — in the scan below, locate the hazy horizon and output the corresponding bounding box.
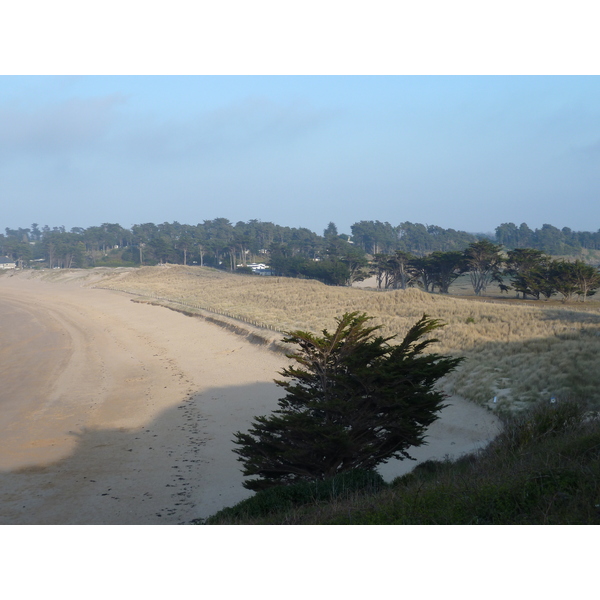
[2,76,599,237]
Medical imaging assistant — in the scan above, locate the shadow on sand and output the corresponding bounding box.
[0,380,503,525]
[0,381,287,525]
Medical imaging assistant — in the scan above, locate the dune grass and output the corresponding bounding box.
[89,265,600,413]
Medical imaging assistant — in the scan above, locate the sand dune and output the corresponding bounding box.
[0,271,500,524]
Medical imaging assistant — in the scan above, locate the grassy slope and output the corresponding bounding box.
[203,402,600,525]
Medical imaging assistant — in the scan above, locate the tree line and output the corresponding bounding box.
[372,241,600,302]
[495,222,600,255]
[1,219,599,300]
[351,220,600,256]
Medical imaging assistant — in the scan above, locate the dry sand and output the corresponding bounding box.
[0,270,501,524]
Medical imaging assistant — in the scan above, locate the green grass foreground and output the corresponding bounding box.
[199,401,600,525]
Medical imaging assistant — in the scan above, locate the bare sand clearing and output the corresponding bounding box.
[0,271,500,524]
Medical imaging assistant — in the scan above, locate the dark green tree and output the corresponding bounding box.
[523,259,556,300]
[572,260,600,301]
[536,223,567,255]
[410,255,437,292]
[505,248,549,299]
[371,253,394,289]
[233,312,462,491]
[397,222,431,256]
[176,225,196,266]
[303,259,350,286]
[464,240,504,296]
[148,235,175,264]
[385,251,416,289]
[351,220,398,254]
[323,221,338,239]
[428,251,466,293]
[339,244,369,285]
[550,260,580,303]
[495,222,520,248]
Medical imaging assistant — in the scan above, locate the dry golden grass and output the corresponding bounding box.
[82,265,600,413]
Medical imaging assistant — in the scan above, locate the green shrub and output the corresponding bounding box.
[235,266,255,275]
[205,469,386,523]
[493,399,587,452]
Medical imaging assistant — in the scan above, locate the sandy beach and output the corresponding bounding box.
[0,270,501,524]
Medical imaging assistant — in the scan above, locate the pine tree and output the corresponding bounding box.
[233,312,463,491]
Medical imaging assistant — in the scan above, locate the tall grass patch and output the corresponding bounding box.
[93,266,600,411]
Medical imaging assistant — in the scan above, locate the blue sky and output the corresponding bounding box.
[1,75,599,236]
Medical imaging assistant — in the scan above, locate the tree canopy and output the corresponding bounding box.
[3,218,599,298]
[233,312,463,491]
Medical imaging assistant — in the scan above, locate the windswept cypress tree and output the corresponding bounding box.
[233,312,463,491]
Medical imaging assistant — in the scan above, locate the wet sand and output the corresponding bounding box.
[0,270,500,524]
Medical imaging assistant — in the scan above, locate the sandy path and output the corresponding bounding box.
[0,271,500,524]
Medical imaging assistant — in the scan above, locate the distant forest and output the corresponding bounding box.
[1,219,600,293]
